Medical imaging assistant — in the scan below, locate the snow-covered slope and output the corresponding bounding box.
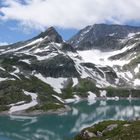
[1,24,140,114]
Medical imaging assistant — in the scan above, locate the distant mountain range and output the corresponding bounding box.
[1,24,140,114]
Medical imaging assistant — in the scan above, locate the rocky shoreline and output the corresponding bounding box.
[73,119,140,140]
[0,105,71,116]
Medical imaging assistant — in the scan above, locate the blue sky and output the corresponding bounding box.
[0,0,140,44]
[0,20,78,44]
[0,0,78,44]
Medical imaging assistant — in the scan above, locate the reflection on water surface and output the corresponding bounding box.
[0,99,140,140]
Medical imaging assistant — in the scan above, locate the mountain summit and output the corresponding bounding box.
[34,27,63,43]
[68,24,140,50]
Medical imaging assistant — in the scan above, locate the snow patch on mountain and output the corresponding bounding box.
[100,90,107,97]
[0,67,5,71]
[78,43,136,67]
[35,73,67,93]
[52,95,64,103]
[65,95,80,103]
[88,91,97,100]
[35,52,58,61]
[9,91,38,114]
[134,79,140,86]
[0,77,8,82]
[134,64,140,74]
[109,33,115,36]
[10,66,20,79]
[67,52,89,78]
[20,59,31,64]
[3,38,43,54]
[128,33,135,37]
[72,78,78,87]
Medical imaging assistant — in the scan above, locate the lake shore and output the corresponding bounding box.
[73,119,140,140]
[0,97,140,116]
[0,105,71,116]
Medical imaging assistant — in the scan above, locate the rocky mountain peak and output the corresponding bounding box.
[35,26,63,43]
[68,24,140,50]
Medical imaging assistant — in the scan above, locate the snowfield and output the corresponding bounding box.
[77,44,136,67]
[35,73,67,93]
[9,91,38,114]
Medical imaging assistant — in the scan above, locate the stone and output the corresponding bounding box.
[87,131,97,138]
[81,130,97,139]
[123,124,130,127]
[106,124,118,131]
[97,131,103,137]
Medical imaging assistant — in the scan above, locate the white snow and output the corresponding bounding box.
[134,64,140,74]
[35,73,67,93]
[33,46,50,53]
[20,59,31,64]
[73,95,81,102]
[65,98,76,103]
[100,90,107,97]
[13,66,20,73]
[0,77,15,82]
[109,33,115,36]
[9,91,38,114]
[67,52,89,78]
[134,79,140,86]
[52,95,64,103]
[69,52,109,87]
[0,77,8,82]
[26,38,43,46]
[72,78,78,87]
[68,52,113,88]
[78,43,136,67]
[125,71,133,79]
[107,96,119,101]
[127,33,135,37]
[10,66,20,79]
[116,71,130,81]
[3,38,43,54]
[115,78,119,84]
[88,91,97,100]
[0,67,5,71]
[34,48,41,53]
[9,101,25,107]
[65,95,80,103]
[35,52,58,61]
[114,96,119,101]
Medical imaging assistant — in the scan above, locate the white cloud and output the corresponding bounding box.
[0,0,140,30]
[0,42,9,46]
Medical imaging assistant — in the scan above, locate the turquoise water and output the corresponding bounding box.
[0,99,140,140]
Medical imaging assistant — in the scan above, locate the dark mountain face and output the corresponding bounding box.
[1,24,140,114]
[68,24,140,50]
